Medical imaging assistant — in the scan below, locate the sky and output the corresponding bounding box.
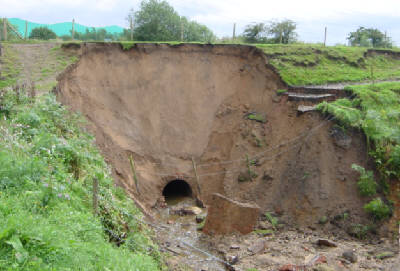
[1,0,399,45]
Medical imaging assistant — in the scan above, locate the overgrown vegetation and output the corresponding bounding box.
[318,82,400,220]
[0,89,162,270]
[256,44,400,85]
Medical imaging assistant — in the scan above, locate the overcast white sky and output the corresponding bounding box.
[1,0,399,45]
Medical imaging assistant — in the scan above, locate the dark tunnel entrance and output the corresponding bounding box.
[162,179,193,203]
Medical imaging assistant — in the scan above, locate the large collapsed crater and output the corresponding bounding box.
[56,43,372,227]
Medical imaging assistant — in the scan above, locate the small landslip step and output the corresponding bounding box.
[287,92,335,102]
[297,105,317,114]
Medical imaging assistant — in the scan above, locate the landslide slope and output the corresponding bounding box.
[57,43,372,227]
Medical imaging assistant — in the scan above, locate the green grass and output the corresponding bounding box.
[0,89,163,270]
[0,44,22,89]
[256,44,400,86]
[318,82,400,180]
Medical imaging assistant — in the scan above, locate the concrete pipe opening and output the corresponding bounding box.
[162,179,193,204]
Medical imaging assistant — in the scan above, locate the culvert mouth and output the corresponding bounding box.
[162,179,192,205]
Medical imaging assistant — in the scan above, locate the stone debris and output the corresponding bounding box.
[342,250,357,263]
[317,239,338,248]
[248,240,267,255]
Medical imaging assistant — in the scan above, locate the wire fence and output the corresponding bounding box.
[135,114,336,180]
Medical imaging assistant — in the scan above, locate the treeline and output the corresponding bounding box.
[240,20,393,48]
[24,0,215,42]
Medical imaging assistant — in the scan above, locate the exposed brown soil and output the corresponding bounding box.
[55,43,380,232]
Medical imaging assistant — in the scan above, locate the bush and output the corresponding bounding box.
[29,27,57,40]
[364,198,391,220]
[351,164,377,196]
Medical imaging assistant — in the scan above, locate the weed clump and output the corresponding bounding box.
[351,164,377,196]
[364,198,391,220]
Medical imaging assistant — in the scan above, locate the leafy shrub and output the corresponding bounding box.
[351,164,377,196]
[364,198,391,220]
[29,27,57,40]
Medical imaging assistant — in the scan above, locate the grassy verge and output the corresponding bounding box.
[0,90,162,269]
[255,44,400,86]
[0,44,22,89]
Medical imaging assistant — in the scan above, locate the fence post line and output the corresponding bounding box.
[129,155,140,195]
[72,18,75,40]
[3,18,7,41]
[232,23,236,41]
[324,26,327,47]
[180,17,184,42]
[93,178,99,215]
[129,17,133,41]
[25,20,28,40]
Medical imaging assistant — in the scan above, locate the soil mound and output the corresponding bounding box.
[56,43,371,227]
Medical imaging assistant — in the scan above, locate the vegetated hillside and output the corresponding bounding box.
[318,82,400,229]
[0,44,162,270]
[256,44,400,86]
[8,18,124,38]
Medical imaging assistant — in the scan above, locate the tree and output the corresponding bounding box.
[132,0,181,41]
[243,23,268,43]
[348,27,392,48]
[241,19,297,44]
[129,0,215,42]
[268,19,297,44]
[180,16,215,42]
[29,27,57,40]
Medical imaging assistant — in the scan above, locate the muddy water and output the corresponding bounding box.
[155,196,226,271]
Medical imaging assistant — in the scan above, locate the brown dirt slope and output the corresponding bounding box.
[56,43,373,228]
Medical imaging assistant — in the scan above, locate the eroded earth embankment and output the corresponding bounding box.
[56,43,373,230]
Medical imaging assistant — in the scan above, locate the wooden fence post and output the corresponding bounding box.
[3,18,7,41]
[180,17,184,42]
[129,17,134,41]
[25,20,28,40]
[93,178,99,215]
[129,155,140,195]
[72,19,75,40]
[30,82,36,101]
[232,23,236,41]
